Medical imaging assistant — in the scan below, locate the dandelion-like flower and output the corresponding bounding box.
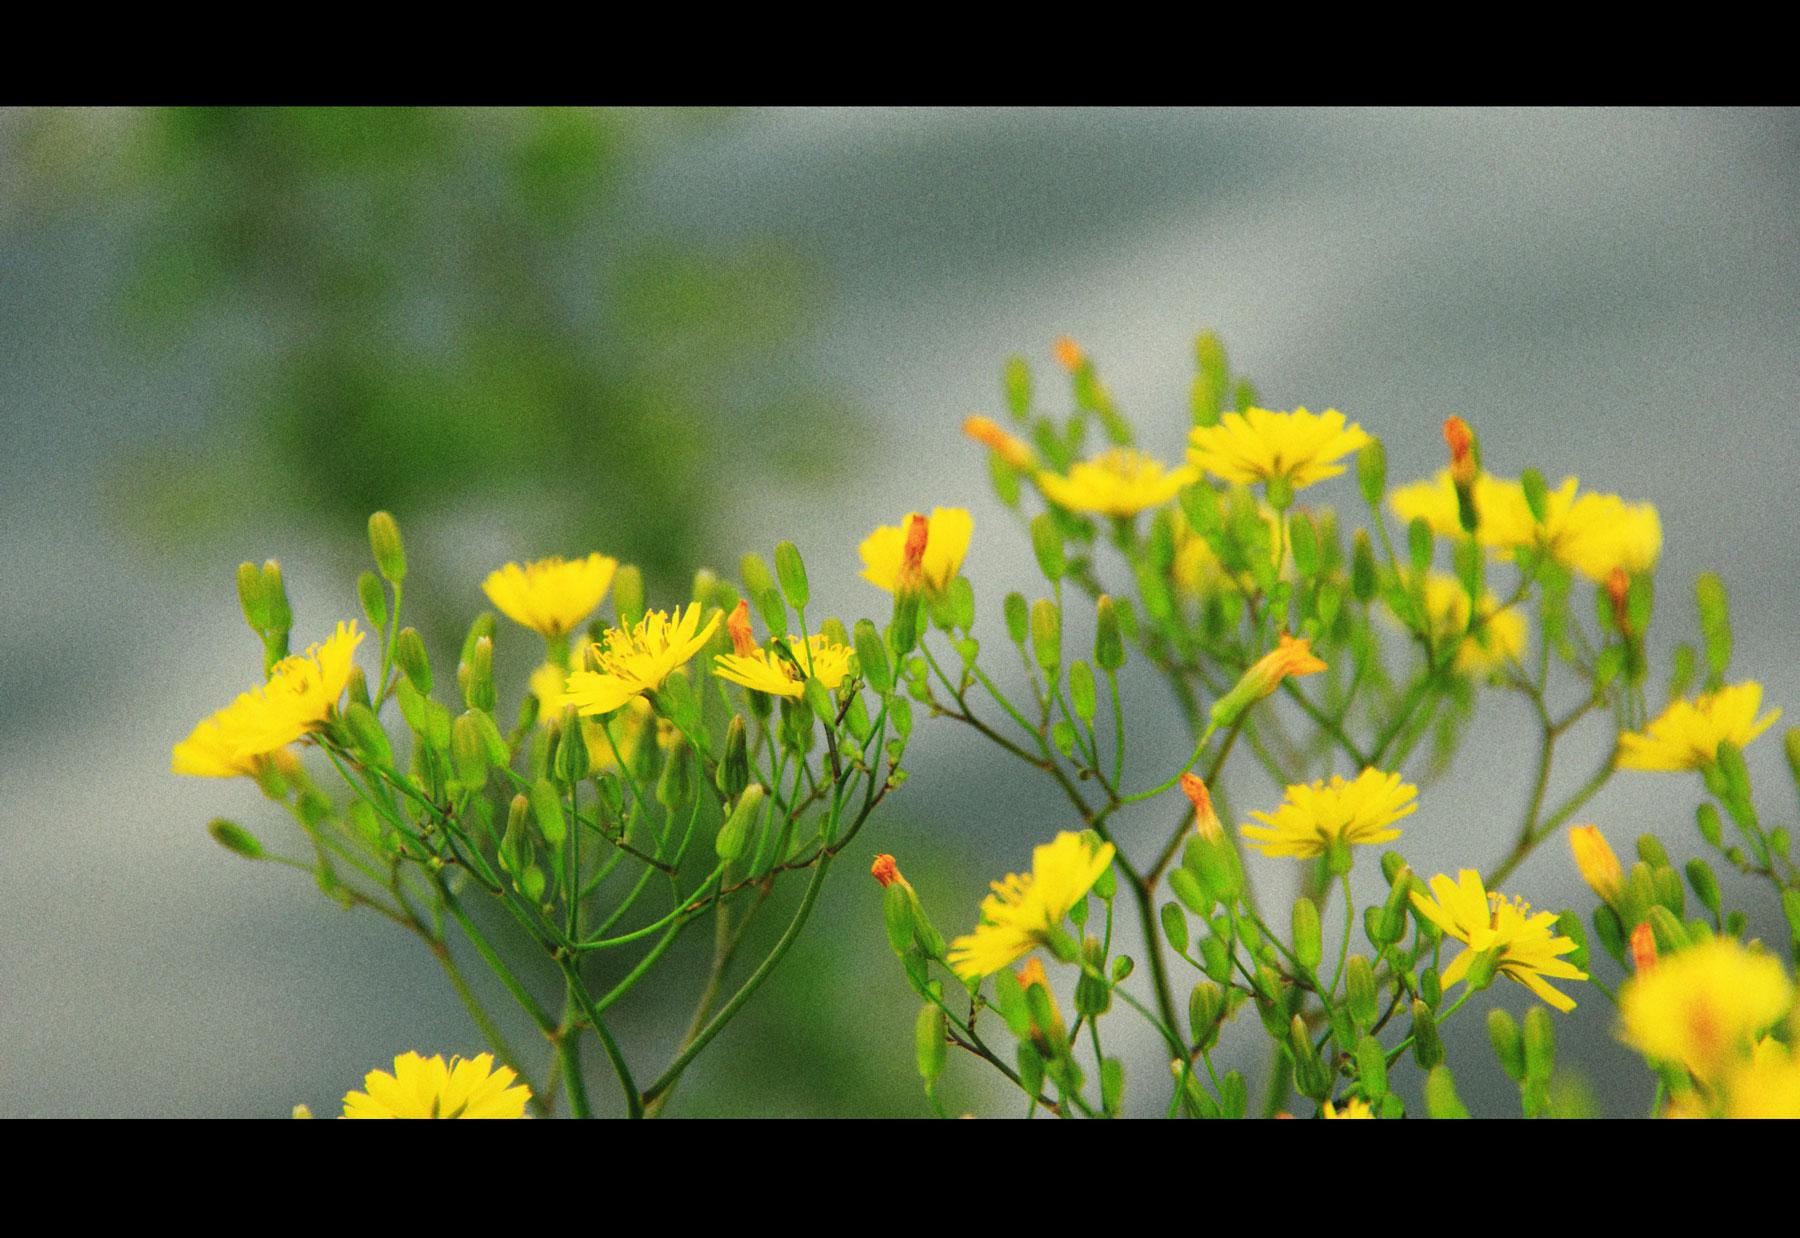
[1567,824,1624,904]
[483,553,619,639]
[1617,681,1781,772]
[1405,574,1528,673]
[1239,767,1418,859]
[560,604,720,717]
[946,832,1116,981]
[858,507,973,597]
[1187,406,1371,492]
[1322,1097,1374,1119]
[1618,936,1794,1082]
[172,696,275,778]
[1391,472,1661,582]
[340,1051,531,1119]
[174,622,365,771]
[1036,448,1198,518]
[1409,870,1589,1012]
[713,633,855,699]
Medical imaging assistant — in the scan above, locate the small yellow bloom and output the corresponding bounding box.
[947,832,1116,981]
[1618,681,1782,772]
[1568,825,1624,904]
[858,507,973,597]
[1410,870,1589,1012]
[1036,448,1199,519]
[172,695,277,778]
[713,633,855,699]
[1406,574,1528,673]
[561,604,721,717]
[1619,936,1793,1082]
[179,621,365,765]
[1723,1039,1800,1119]
[341,1051,531,1119]
[1322,1097,1374,1119]
[1390,470,1526,544]
[482,553,619,639]
[1391,472,1661,582]
[534,663,655,770]
[1187,406,1371,492]
[1240,767,1418,860]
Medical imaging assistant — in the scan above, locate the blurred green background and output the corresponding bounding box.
[2,107,1797,1117]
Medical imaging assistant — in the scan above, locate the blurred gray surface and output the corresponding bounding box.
[2,107,1797,1116]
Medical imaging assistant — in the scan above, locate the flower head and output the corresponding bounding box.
[561,604,720,717]
[1443,416,1478,485]
[340,1051,531,1119]
[1619,937,1794,1082]
[1036,448,1198,519]
[179,621,365,766]
[1392,472,1660,582]
[713,633,855,699]
[1187,406,1371,492]
[1568,825,1624,904]
[1721,1039,1800,1119]
[870,854,909,891]
[482,553,619,639]
[859,507,973,597]
[1407,574,1528,674]
[172,695,276,778]
[1240,768,1418,860]
[1618,682,1781,772]
[1322,1097,1374,1119]
[947,832,1116,981]
[1409,870,1589,1012]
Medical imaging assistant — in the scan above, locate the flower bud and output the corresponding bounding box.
[367,511,406,584]
[1029,513,1065,582]
[208,819,264,860]
[716,784,765,862]
[881,880,914,953]
[236,561,271,633]
[851,618,892,695]
[1424,1064,1468,1118]
[1030,598,1061,678]
[916,1003,948,1084]
[774,540,809,611]
[1179,773,1222,842]
[1292,896,1322,972]
[500,794,533,877]
[345,701,393,770]
[610,563,644,628]
[1210,634,1327,730]
[964,414,1036,470]
[1628,920,1658,972]
[1522,1005,1555,1083]
[1488,1008,1525,1081]
[259,560,293,634]
[462,636,495,714]
[357,571,388,632]
[726,599,757,658]
[1411,1000,1444,1069]
[392,627,432,696]
[1356,439,1387,507]
[451,711,489,790]
[1189,981,1226,1049]
[716,715,750,800]
[1093,594,1125,672]
[1568,824,1623,904]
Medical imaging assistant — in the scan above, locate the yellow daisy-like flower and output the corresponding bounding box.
[1405,574,1528,673]
[1187,406,1371,492]
[483,553,619,639]
[533,662,656,770]
[1036,448,1199,519]
[1617,681,1781,772]
[858,507,974,596]
[1410,870,1589,1012]
[1170,505,1286,597]
[172,695,275,778]
[561,604,721,717]
[340,1051,531,1119]
[1239,767,1418,860]
[176,621,365,768]
[1390,469,1530,545]
[1322,1097,1374,1119]
[947,832,1116,981]
[713,633,855,699]
[1618,936,1794,1082]
[1722,1039,1800,1119]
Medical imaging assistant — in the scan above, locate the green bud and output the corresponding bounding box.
[500,795,533,877]
[716,784,765,862]
[1264,474,1294,512]
[1189,981,1226,1049]
[1350,531,1378,603]
[1424,1065,1469,1119]
[655,736,693,810]
[1653,864,1686,917]
[1520,469,1549,523]
[1522,1005,1556,1083]
[1288,1015,1330,1100]
[1030,599,1061,679]
[1411,1000,1444,1069]
[528,778,566,848]
[717,715,750,799]
[1290,514,1321,578]
[916,1004,947,1084]
[260,560,292,634]
[774,541,809,611]
[208,819,264,860]
[1030,513,1065,582]
[1782,889,1800,942]
[1786,727,1800,798]
[1075,939,1111,1018]
[1407,516,1433,576]
[1696,572,1731,686]
[367,511,406,583]
[1637,833,1670,868]
[883,883,915,954]
[1345,956,1377,1029]
[1355,1034,1389,1100]
[1292,896,1323,972]
[385,628,429,697]
[1557,910,1590,972]
[555,716,589,784]
[1004,355,1032,419]
[462,636,496,713]
[1647,904,1688,955]
[1161,902,1189,954]
[1093,595,1126,671]
[1696,801,1724,848]
[357,571,388,632]
[1592,903,1627,964]
[739,552,776,607]
[1357,439,1387,507]
[236,561,271,632]
[344,702,392,769]
[451,711,489,790]
[852,619,892,695]
[1068,661,1097,724]
[1489,1009,1525,1081]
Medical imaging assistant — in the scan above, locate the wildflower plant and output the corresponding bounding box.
[181,333,1800,1119]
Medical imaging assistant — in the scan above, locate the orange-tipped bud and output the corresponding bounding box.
[1629,920,1658,973]
[897,513,930,595]
[870,853,903,888]
[1443,416,1477,485]
[1017,956,1051,992]
[727,599,757,658]
[963,414,1036,470]
[1180,772,1223,842]
[1053,335,1085,372]
[1606,567,1631,636]
[1210,633,1328,729]
[1569,824,1624,904]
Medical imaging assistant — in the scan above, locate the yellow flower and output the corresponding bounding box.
[1401,574,1528,673]
[1410,870,1589,1012]
[1723,1039,1800,1119]
[858,507,973,596]
[340,1051,531,1119]
[1239,767,1418,859]
[1619,936,1794,1081]
[1618,682,1781,772]
[947,832,1116,981]
[561,604,721,717]
[483,553,619,639]
[178,621,365,767]
[1390,469,1528,544]
[172,695,276,778]
[1567,824,1624,904]
[713,633,855,699]
[1322,1097,1374,1119]
[1036,448,1198,518]
[1390,472,1661,582]
[1187,406,1371,492]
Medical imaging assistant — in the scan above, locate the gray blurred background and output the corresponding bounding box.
[2,107,1796,1117]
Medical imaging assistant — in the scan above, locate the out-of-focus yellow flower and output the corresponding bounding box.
[182,621,365,764]
[1036,448,1198,519]
[482,553,618,639]
[1723,1039,1800,1118]
[1322,1097,1374,1119]
[963,415,1037,471]
[1239,767,1418,859]
[1170,506,1286,597]
[341,1051,531,1119]
[713,633,855,699]
[1410,870,1589,1012]
[1404,574,1528,673]
[561,604,720,717]
[1187,406,1371,492]
[531,660,654,768]
[859,507,973,597]
[1390,470,1525,543]
[172,696,277,778]
[947,832,1116,981]
[1617,682,1782,771]
[1568,824,1624,904]
[1619,936,1793,1081]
